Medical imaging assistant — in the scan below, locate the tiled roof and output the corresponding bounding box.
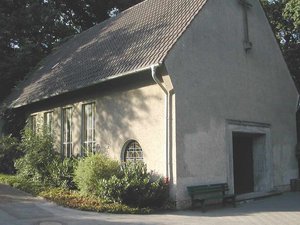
[7,0,207,108]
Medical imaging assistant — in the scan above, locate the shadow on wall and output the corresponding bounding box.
[94,85,161,155]
[8,67,161,158]
[72,104,82,155]
[52,86,160,156]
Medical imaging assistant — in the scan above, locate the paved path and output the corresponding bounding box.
[0,184,300,225]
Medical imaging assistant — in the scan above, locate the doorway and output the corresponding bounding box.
[233,133,254,194]
[227,121,273,195]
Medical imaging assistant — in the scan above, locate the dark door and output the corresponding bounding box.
[233,134,254,194]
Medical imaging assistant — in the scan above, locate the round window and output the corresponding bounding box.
[123,140,143,162]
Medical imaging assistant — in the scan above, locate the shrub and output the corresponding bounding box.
[15,128,79,189]
[15,128,58,184]
[96,175,125,203]
[47,157,78,189]
[97,162,169,208]
[0,135,21,174]
[74,152,121,195]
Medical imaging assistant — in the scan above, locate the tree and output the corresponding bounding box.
[0,0,76,102]
[261,0,300,90]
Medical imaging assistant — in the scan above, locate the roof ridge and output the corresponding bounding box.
[66,0,150,41]
[118,0,150,15]
[90,0,150,30]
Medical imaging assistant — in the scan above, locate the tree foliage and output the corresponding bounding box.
[261,0,300,89]
[0,135,21,174]
[0,0,74,101]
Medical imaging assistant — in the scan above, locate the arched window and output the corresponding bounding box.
[123,140,143,162]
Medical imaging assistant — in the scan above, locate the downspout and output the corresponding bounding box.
[151,64,170,181]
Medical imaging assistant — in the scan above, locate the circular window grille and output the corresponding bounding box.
[124,140,143,162]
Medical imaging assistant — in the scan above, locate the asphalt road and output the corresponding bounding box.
[0,184,300,225]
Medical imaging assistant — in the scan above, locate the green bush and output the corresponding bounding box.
[96,175,125,203]
[97,162,169,208]
[47,157,78,189]
[15,128,57,183]
[0,135,22,174]
[12,128,168,209]
[15,128,79,189]
[74,152,121,195]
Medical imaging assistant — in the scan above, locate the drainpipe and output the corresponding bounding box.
[151,64,170,182]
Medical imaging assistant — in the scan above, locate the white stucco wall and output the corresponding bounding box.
[93,83,165,174]
[165,0,298,207]
[28,80,167,176]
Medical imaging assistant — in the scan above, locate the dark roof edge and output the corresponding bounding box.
[10,63,162,109]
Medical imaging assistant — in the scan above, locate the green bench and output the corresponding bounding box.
[187,183,236,212]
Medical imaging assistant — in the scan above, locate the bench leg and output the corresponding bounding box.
[200,200,206,213]
[223,197,236,208]
[191,200,195,209]
[222,198,226,206]
[232,197,236,208]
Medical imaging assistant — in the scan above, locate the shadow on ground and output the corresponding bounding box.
[166,192,300,218]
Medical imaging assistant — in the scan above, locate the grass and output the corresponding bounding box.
[0,173,18,186]
[0,173,151,214]
[0,173,46,195]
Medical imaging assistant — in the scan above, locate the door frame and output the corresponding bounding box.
[226,120,273,194]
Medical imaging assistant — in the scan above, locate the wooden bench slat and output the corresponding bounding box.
[187,183,236,212]
[188,188,223,193]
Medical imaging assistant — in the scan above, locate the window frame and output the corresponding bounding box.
[62,107,73,157]
[29,114,37,133]
[123,140,143,163]
[82,102,96,155]
[44,111,53,134]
